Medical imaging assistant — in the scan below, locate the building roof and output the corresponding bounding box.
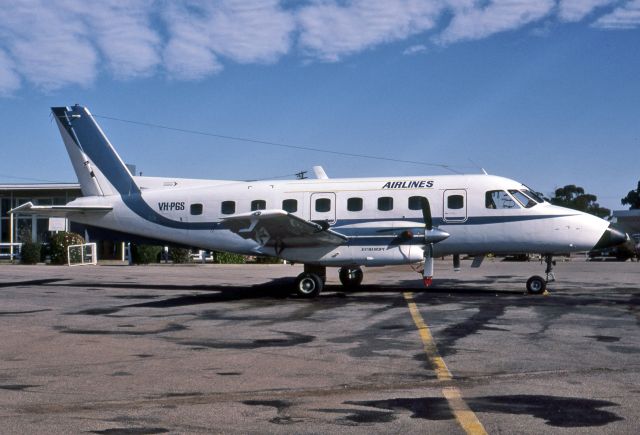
[0,183,81,192]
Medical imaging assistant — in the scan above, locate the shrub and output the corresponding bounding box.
[169,247,191,264]
[254,255,283,264]
[20,242,41,265]
[131,244,161,264]
[214,251,246,264]
[50,232,85,265]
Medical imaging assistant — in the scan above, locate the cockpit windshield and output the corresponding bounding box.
[521,187,545,203]
[509,190,537,208]
[486,190,519,209]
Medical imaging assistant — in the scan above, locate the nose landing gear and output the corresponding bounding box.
[526,254,555,295]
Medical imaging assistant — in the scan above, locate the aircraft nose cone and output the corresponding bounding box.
[593,224,629,250]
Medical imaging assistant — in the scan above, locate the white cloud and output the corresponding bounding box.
[403,44,428,55]
[206,0,295,63]
[438,0,555,44]
[162,2,223,80]
[0,0,638,95]
[0,0,161,90]
[297,0,443,61]
[593,0,640,29]
[0,49,20,94]
[0,0,98,91]
[162,0,294,79]
[558,0,615,22]
[76,1,161,78]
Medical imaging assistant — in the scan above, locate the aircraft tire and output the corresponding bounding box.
[526,275,546,295]
[295,272,322,298]
[339,267,363,289]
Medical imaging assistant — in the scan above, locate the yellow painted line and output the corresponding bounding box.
[404,292,452,381]
[404,292,487,435]
[442,387,488,435]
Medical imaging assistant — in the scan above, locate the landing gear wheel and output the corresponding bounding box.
[295,273,323,298]
[526,275,547,295]
[339,267,363,289]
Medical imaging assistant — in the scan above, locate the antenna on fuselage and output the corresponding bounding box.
[313,166,329,179]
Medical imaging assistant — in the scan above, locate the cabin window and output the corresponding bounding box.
[378,197,393,211]
[447,195,464,210]
[408,196,426,210]
[347,197,363,212]
[221,201,235,215]
[282,199,297,213]
[251,200,266,211]
[190,203,203,215]
[315,198,331,213]
[509,190,536,208]
[485,191,519,209]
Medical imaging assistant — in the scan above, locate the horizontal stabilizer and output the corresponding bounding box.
[9,202,112,218]
[222,209,347,248]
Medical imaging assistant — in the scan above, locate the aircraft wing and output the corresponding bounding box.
[9,202,112,218]
[221,209,348,248]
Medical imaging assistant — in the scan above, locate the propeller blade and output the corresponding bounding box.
[423,243,434,287]
[421,197,433,231]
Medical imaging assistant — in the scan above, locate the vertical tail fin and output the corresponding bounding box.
[51,105,139,197]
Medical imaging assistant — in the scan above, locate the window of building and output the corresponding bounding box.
[251,200,266,211]
[221,201,235,215]
[447,195,464,210]
[190,203,203,215]
[282,199,297,213]
[1,198,10,218]
[408,196,426,210]
[485,191,519,209]
[347,197,363,212]
[315,198,331,213]
[378,197,393,211]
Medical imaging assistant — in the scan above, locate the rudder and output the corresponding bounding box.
[51,105,139,197]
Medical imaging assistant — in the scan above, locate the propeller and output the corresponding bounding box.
[420,197,450,287]
[422,197,433,231]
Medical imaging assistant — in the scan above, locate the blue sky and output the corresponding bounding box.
[1,0,639,212]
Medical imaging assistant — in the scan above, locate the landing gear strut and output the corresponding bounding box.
[295,265,326,298]
[526,254,555,295]
[339,267,363,290]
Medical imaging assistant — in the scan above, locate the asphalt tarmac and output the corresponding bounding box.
[0,259,639,434]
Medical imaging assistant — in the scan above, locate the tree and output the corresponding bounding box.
[621,180,640,209]
[551,185,610,218]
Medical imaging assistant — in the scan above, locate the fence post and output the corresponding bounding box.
[9,212,14,263]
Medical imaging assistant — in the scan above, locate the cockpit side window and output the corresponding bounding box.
[485,190,519,209]
[509,190,536,208]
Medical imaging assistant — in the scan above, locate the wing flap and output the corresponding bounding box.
[9,202,112,218]
[222,209,347,248]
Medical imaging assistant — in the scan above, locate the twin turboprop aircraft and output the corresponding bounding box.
[12,105,627,297]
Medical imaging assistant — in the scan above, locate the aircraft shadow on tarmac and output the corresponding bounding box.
[15,276,551,309]
[48,277,531,307]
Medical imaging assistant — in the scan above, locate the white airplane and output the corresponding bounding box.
[13,105,627,297]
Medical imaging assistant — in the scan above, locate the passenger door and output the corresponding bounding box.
[310,192,336,225]
[443,189,467,223]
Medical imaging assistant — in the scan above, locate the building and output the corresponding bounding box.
[1,183,125,261]
[612,209,640,241]
[0,183,81,245]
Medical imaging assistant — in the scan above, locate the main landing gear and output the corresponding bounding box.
[526,254,555,295]
[294,265,364,298]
